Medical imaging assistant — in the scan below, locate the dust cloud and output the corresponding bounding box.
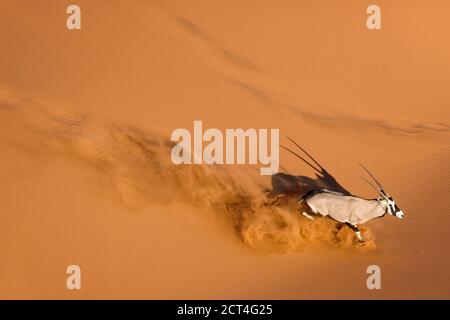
[0,89,372,252]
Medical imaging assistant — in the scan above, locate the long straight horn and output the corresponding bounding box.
[359,163,386,194]
[286,136,325,171]
[361,177,381,194]
[280,145,322,174]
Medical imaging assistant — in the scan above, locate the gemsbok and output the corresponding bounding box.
[275,138,404,242]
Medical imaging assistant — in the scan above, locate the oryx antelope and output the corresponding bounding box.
[276,138,404,242]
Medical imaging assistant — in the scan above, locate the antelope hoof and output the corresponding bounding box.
[355,231,364,243]
[302,212,315,220]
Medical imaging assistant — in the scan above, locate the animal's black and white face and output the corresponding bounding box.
[380,195,404,219]
[360,163,404,219]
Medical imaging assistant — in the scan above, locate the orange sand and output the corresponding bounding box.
[1,0,449,299]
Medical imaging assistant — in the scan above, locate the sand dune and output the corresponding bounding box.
[0,89,373,252]
[1,0,450,299]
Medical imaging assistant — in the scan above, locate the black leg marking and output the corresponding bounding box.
[345,223,363,242]
[345,222,359,232]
